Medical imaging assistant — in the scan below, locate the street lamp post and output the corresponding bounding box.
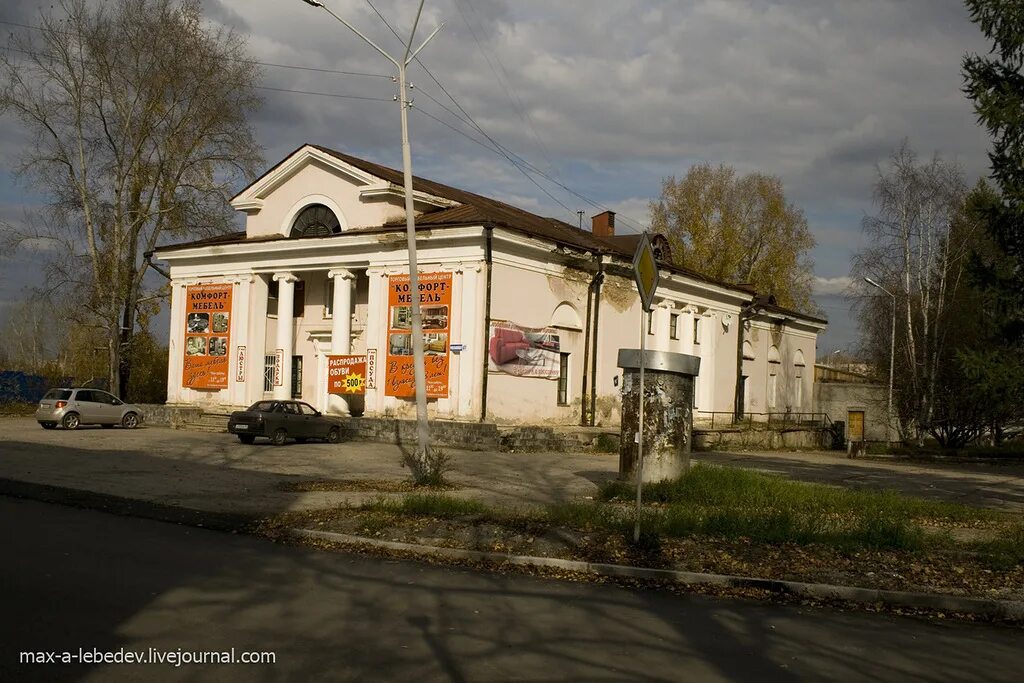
[864,277,896,446]
[298,0,443,462]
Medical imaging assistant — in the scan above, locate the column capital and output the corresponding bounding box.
[328,268,357,281]
[272,271,298,283]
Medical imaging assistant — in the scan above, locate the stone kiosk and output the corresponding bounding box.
[617,349,700,483]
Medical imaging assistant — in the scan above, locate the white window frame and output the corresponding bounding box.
[325,279,334,319]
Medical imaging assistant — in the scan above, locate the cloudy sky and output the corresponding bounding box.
[0,0,995,355]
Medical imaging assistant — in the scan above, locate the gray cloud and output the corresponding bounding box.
[0,0,997,350]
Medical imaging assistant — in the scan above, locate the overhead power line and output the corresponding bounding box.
[453,0,559,179]
[362,0,646,232]
[255,85,391,102]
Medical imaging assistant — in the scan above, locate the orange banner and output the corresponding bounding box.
[385,272,452,398]
[328,355,367,395]
[182,283,233,390]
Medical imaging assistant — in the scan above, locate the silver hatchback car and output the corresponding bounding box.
[36,388,144,430]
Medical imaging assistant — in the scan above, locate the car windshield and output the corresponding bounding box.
[247,401,278,413]
[43,389,72,400]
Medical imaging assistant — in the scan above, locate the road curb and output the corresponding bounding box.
[292,528,1024,622]
[0,478,260,533]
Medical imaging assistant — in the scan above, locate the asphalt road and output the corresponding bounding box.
[1,497,1021,682]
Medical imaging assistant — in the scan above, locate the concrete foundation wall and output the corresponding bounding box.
[694,427,834,451]
[138,404,205,428]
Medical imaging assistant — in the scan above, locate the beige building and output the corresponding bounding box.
[154,144,826,425]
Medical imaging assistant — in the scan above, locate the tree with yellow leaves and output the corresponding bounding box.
[649,163,817,312]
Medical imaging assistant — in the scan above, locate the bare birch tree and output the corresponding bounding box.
[853,143,974,443]
[0,0,262,398]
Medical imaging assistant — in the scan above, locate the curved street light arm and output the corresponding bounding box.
[407,22,445,66]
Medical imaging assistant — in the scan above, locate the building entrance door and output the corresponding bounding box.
[847,410,865,442]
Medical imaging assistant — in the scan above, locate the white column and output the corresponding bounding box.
[458,263,480,418]
[700,312,717,410]
[166,281,186,404]
[653,301,671,352]
[327,268,356,415]
[329,269,356,353]
[229,275,253,408]
[680,306,696,356]
[272,272,297,400]
[247,276,269,404]
[364,267,387,414]
[314,339,329,413]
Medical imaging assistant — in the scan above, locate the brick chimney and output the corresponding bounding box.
[591,210,615,237]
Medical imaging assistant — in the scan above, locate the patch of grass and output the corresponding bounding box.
[279,479,426,493]
[363,493,488,518]
[598,464,996,525]
[546,501,625,530]
[971,523,1024,571]
[356,511,394,536]
[345,465,1001,555]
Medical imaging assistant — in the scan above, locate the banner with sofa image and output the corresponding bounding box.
[487,321,561,379]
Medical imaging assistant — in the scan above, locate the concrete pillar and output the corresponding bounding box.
[653,302,671,352]
[247,276,269,404]
[458,263,481,418]
[617,349,701,483]
[327,268,356,415]
[364,267,387,414]
[272,272,297,400]
[700,312,716,411]
[229,275,253,408]
[680,307,695,356]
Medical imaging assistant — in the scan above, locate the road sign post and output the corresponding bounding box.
[632,233,659,543]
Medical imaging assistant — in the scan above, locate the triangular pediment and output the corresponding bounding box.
[230,144,457,213]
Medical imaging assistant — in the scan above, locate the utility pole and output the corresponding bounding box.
[864,277,896,446]
[298,0,443,463]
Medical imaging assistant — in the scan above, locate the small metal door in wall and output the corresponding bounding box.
[847,410,865,442]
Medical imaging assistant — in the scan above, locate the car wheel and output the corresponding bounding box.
[238,435,256,445]
[326,427,341,444]
[271,428,287,446]
[61,413,80,430]
[121,412,139,429]
[40,422,56,430]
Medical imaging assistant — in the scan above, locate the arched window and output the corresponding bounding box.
[550,302,582,330]
[768,345,781,409]
[290,204,341,238]
[793,349,806,409]
[742,340,755,361]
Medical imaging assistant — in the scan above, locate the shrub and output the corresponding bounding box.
[402,446,453,487]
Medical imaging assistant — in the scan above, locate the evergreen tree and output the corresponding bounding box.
[962,0,1024,341]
